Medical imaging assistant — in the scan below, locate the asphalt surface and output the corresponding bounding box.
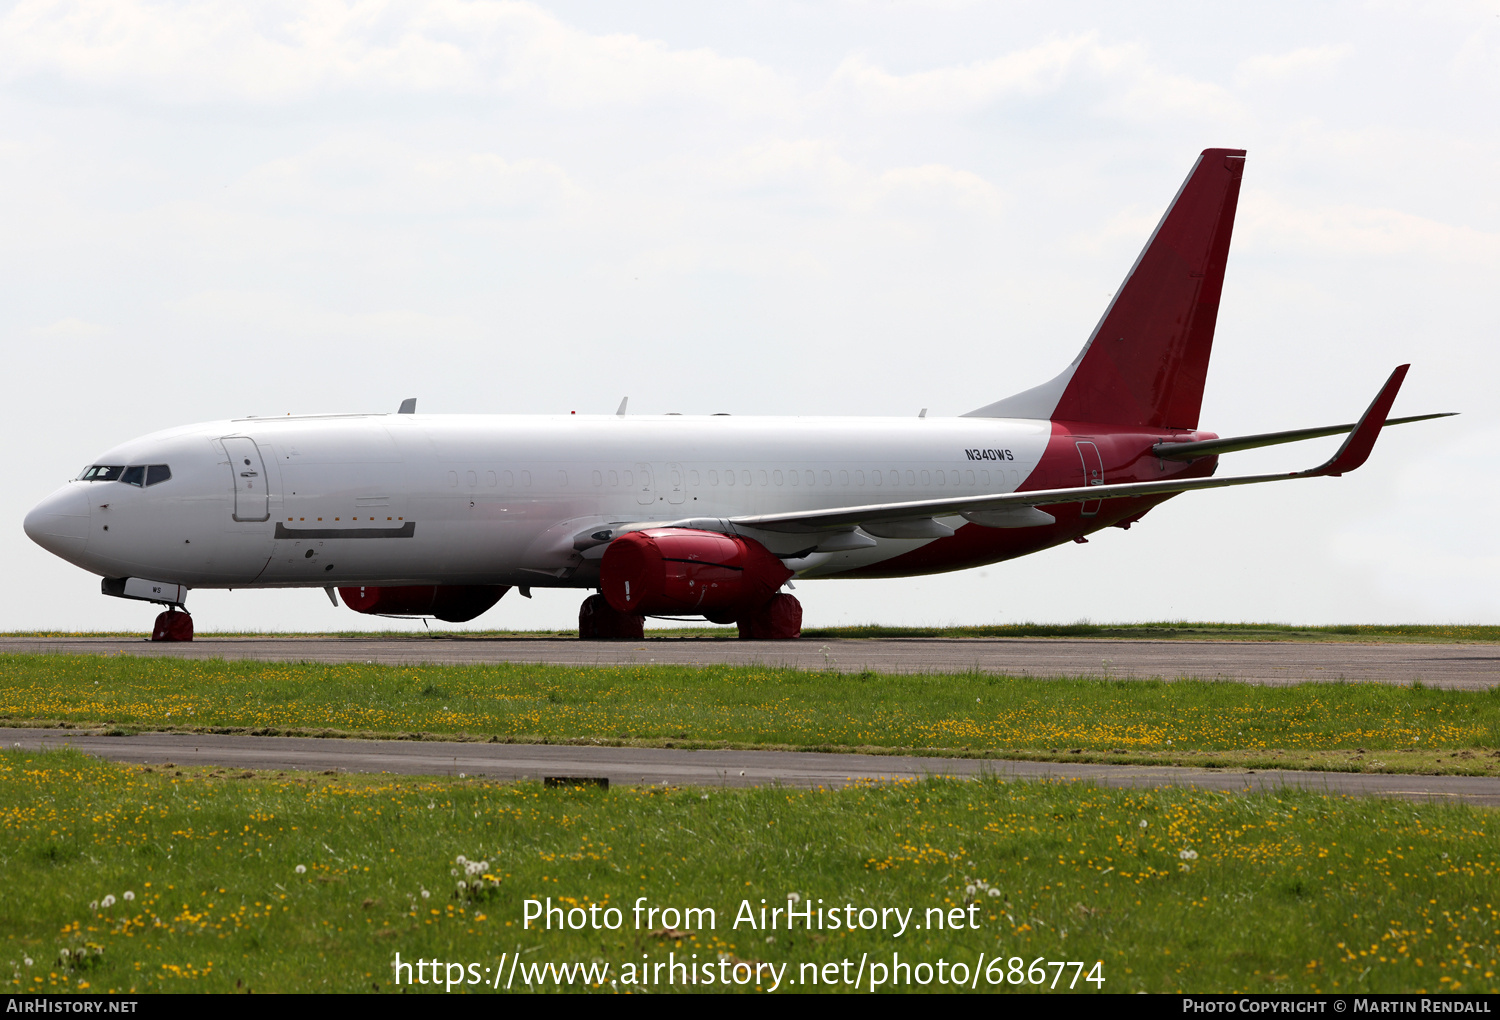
[4,635,1497,689]
[10,728,1499,806]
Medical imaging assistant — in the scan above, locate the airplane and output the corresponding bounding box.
[23,148,1453,642]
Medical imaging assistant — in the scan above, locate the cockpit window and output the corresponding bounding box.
[120,465,146,487]
[79,465,124,481]
[146,464,172,486]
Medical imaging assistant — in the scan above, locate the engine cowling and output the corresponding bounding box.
[337,585,508,623]
[600,528,792,618]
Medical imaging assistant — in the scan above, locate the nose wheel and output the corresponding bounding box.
[151,609,194,642]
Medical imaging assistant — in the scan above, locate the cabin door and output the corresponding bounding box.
[223,436,271,522]
[1076,441,1104,517]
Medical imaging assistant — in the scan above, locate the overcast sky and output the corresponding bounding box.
[4,0,1497,633]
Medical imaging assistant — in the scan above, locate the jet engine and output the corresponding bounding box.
[337,585,508,623]
[600,528,793,619]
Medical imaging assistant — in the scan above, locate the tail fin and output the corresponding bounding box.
[966,148,1246,428]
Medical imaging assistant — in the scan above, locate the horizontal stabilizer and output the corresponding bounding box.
[1155,412,1455,461]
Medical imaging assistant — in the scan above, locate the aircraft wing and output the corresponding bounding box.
[731,365,1413,536]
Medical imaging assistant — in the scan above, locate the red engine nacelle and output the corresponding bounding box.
[338,585,508,623]
[600,528,792,618]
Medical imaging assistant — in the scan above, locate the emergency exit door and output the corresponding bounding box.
[223,436,270,521]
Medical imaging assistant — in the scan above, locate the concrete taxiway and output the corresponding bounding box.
[3,635,1496,689]
[10,728,1499,806]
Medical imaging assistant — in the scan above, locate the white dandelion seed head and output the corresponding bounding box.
[122,891,134,901]
[1139,820,1148,829]
[89,901,98,911]
[24,958,33,967]
[787,892,801,904]
[101,895,115,908]
[466,862,482,876]
[59,948,71,959]
[458,773,465,779]
[450,868,458,876]
[965,885,976,896]
[421,889,430,899]
[1179,849,1198,860]
[428,803,435,810]
[294,865,307,874]
[480,861,490,872]
[765,936,775,944]
[456,855,467,865]
[988,888,1002,897]
[457,881,468,891]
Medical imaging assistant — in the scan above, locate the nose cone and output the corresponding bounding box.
[24,484,91,562]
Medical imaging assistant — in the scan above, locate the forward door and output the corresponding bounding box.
[223,436,271,521]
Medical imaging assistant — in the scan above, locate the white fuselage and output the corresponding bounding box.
[25,412,1056,590]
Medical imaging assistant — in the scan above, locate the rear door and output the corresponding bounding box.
[223,436,271,521]
[1076,441,1104,517]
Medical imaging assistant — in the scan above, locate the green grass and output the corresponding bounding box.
[5,622,1498,642]
[2,748,1494,994]
[4,654,1498,776]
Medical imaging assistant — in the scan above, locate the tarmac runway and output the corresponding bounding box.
[11,727,1499,806]
[4,635,1497,689]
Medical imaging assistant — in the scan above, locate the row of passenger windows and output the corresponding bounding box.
[445,466,1017,490]
[78,464,172,487]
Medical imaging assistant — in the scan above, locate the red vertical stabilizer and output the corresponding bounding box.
[968,149,1245,429]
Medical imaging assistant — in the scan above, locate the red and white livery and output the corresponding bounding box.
[23,149,1451,640]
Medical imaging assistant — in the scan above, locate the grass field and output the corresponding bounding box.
[6,622,1499,642]
[3,748,1494,995]
[4,654,1498,776]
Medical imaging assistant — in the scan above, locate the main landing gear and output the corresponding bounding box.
[576,592,802,640]
[151,609,194,642]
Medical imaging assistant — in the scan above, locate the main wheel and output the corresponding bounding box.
[578,593,645,640]
[736,593,802,640]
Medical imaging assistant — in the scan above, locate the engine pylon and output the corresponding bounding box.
[151,610,193,642]
[578,593,645,640]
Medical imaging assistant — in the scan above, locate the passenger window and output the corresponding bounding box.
[522,471,532,487]
[690,471,700,486]
[920,470,931,485]
[623,471,634,487]
[724,470,734,486]
[609,470,619,486]
[592,470,603,487]
[838,469,849,486]
[146,464,172,486]
[121,465,146,487]
[741,470,752,486]
[935,470,944,486]
[855,470,865,486]
[503,470,515,487]
[708,470,719,486]
[804,470,814,486]
[872,471,881,486]
[905,470,915,485]
[773,470,783,486]
[821,470,832,486]
[788,470,798,486]
[965,470,975,487]
[758,470,768,486]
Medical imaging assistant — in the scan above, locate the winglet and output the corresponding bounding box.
[1298,365,1409,477]
[397,398,417,414]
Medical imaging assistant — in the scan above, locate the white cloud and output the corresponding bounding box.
[0,0,794,110]
[1235,44,1351,86]
[1240,191,1500,261]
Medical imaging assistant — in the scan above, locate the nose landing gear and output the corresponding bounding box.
[151,610,193,642]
